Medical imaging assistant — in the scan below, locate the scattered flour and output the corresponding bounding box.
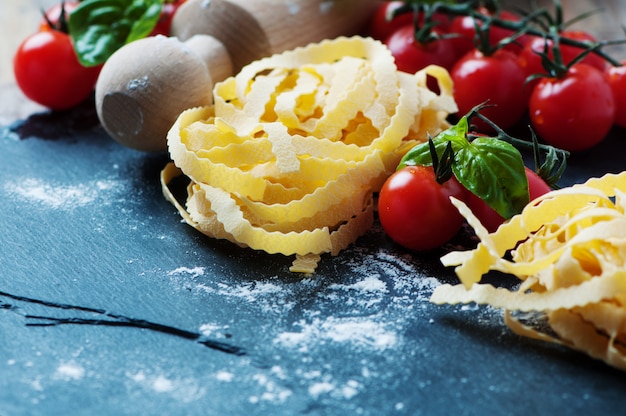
[167,267,206,279]
[307,379,361,400]
[31,376,44,392]
[347,248,442,300]
[308,381,335,398]
[168,273,297,314]
[198,323,223,336]
[249,372,293,404]
[275,316,397,352]
[340,380,360,399]
[126,371,206,403]
[215,371,234,382]
[167,266,210,293]
[54,362,85,381]
[220,281,285,303]
[4,177,121,211]
[163,244,458,405]
[152,375,175,393]
[329,275,388,294]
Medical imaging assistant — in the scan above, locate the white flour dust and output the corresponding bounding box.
[215,371,234,382]
[54,361,85,381]
[4,177,122,211]
[167,266,297,314]
[275,315,398,352]
[167,266,206,279]
[249,372,293,404]
[126,370,206,403]
[173,247,444,357]
[166,244,460,403]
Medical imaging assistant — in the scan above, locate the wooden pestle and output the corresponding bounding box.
[95,0,381,152]
[95,34,232,152]
[171,0,383,72]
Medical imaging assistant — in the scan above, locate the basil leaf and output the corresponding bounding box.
[398,117,469,169]
[454,137,529,219]
[397,116,529,220]
[69,0,164,67]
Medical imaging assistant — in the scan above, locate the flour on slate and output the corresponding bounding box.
[4,177,122,210]
[126,370,206,403]
[54,361,85,381]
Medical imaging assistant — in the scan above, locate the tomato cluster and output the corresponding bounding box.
[13,0,186,111]
[367,2,610,251]
[378,164,552,251]
[368,1,625,154]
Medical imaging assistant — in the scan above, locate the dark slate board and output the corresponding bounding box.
[1,104,626,416]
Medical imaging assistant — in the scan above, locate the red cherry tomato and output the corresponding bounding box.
[448,7,528,57]
[385,24,457,73]
[606,62,626,129]
[447,13,478,58]
[378,166,466,251]
[517,36,549,92]
[466,167,552,232]
[150,0,187,36]
[518,31,606,87]
[39,1,80,31]
[451,48,528,131]
[560,31,606,72]
[368,1,450,42]
[529,63,615,152]
[14,30,101,110]
[368,1,414,41]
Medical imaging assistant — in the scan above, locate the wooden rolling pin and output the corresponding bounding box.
[95,0,382,152]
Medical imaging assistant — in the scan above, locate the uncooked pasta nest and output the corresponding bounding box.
[431,171,626,371]
[161,36,457,273]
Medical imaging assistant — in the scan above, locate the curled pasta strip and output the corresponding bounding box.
[432,171,626,371]
[163,36,456,273]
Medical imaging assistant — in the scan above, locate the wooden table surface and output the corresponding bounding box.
[1,1,59,124]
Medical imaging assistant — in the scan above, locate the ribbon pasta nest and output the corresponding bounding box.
[431,171,626,371]
[161,36,457,272]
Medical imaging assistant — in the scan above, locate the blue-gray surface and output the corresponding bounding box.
[1,110,625,416]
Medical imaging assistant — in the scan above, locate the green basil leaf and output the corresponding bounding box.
[398,116,469,169]
[397,116,529,219]
[69,0,164,67]
[397,138,450,169]
[454,137,529,219]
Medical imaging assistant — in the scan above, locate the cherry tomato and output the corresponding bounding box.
[378,166,466,251]
[466,167,552,232]
[606,62,626,129]
[368,1,450,42]
[451,48,527,131]
[518,31,606,87]
[368,1,414,41]
[560,31,606,72]
[448,7,528,57]
[447,14,477,58]
[14,30,101,110]
[150,0,187,36]
[39,1,80,31]
[385,24,457,73]
[517,36,549,92]
[529,63,615,152]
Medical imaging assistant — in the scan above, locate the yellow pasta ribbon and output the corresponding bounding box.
[163,36,457,273]
[431,171,626,371]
